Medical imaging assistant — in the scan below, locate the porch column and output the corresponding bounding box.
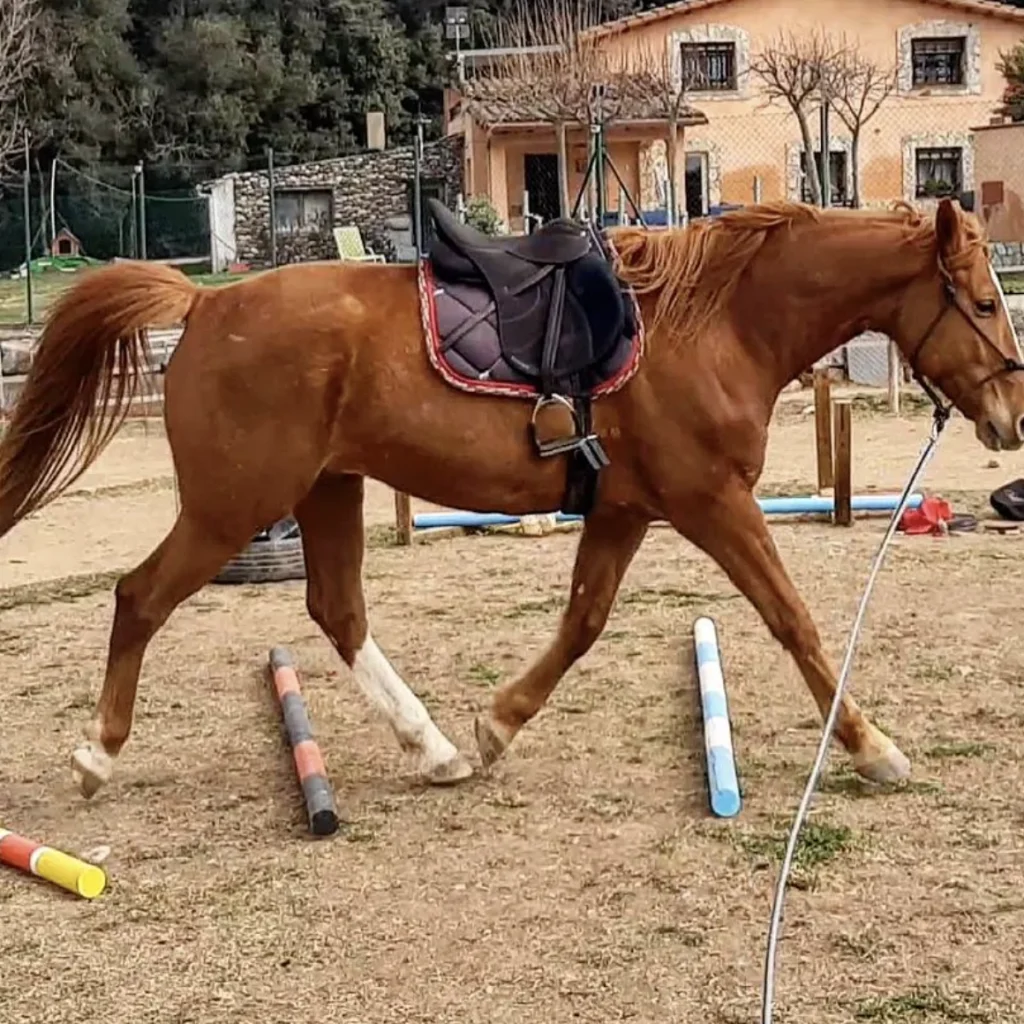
[487,139,509,227]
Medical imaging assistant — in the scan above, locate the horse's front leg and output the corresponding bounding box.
[474,507,649,767]
[672,476,910,784]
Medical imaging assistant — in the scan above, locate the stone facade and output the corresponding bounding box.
[896,21,982,96]
[0,333,32,376]
[1013,306,1024,337]
[638,139,667,210]
[637,137,722,214]
[991,241,1024,269]
[228,136,464,265]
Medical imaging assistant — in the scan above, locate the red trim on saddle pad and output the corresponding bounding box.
[417,259,645,400]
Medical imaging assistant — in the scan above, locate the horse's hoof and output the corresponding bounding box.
[423,751,474,786]
[853,738,911,784]
[70,743,113,800]
[474,715,511,769]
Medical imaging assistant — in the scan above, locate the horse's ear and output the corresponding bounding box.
[935,197,963,255]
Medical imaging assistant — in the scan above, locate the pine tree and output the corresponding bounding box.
[998,40,1024,121]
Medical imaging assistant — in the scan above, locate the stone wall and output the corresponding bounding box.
[230,136,464,265]
[991,241,1024,270]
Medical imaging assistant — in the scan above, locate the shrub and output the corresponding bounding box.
[463,195,505,236]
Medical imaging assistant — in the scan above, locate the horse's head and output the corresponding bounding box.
[896,197,1024,450]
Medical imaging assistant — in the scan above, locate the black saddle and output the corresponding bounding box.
[429,197,592,265]
[425,197,636,398]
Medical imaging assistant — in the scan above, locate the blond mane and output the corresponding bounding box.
[609,199,987,343]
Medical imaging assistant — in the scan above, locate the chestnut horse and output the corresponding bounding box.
[1,197,1022,802]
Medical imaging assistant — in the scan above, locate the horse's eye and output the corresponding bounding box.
[975,299,997,316]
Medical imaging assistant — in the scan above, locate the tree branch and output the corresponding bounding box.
[467,0,631,127]
[0,0,41,168]
[827,46,896,135]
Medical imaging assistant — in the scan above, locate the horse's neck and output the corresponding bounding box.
[745,220,932,388]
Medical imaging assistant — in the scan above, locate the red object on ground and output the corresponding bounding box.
[898,496,953,535]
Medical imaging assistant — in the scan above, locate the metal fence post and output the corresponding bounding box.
[268,147,277,267]
[138,160,147,258]
[22,128,33,324]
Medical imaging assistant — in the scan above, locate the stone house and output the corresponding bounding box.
[203,136,464,270]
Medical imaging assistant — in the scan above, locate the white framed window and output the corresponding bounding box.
[668,25,750,99]
[915,146,963,198]
[800,151,850,206]
[897,21,980,95]
[680,41,737,92]
[911,37,965,87]
[786,138,852,204]
[901,133,974,202]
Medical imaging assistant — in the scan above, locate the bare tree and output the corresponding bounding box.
[826,47,896,208]
[628,38,699,225]
[750,29,847,205]
[470,0,631,218]
[0,0,42,169]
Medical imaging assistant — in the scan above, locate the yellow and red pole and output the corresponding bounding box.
[0,827,106,899]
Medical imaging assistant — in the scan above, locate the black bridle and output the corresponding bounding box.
[904,268,1024,428]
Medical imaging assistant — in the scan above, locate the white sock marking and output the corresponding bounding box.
[351,634,461,774]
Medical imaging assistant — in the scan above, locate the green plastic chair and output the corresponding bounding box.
[333,225,386,263]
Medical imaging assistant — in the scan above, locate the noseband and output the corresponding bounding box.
[905,271,1024,424]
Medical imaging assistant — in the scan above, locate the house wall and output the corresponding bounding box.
[208,176,237,272]
[603,0,1024,208]
[973,121,1024,253]
[223,136,464,265]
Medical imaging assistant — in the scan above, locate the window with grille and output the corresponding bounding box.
[911,37,965,86]
[275,190,333,234]
[915,147,963,198]
[800,151,848,205]
[680,42,737,91]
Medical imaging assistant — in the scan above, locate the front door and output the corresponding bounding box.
[684,153,707,220]
[524,153,561,225]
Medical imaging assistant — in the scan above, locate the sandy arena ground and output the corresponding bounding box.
[2,392,1023,1024]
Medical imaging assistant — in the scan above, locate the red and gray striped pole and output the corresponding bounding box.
[268,647,340,836]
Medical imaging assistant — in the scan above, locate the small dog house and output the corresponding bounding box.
[50,227,83,258]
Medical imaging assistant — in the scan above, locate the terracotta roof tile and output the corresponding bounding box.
[461,76,708,128]
[587,0,1024,37]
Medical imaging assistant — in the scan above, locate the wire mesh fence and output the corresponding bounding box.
[0,147,290,325]
[667,93,1011,214]
[0,160,226,272]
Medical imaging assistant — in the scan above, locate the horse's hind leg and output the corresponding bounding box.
[72,511,251,797]
[294,472,472,784]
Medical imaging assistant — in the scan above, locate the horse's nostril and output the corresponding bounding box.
[1017,415,1024,442]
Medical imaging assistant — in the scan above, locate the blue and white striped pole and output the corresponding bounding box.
[694,616,742,818]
